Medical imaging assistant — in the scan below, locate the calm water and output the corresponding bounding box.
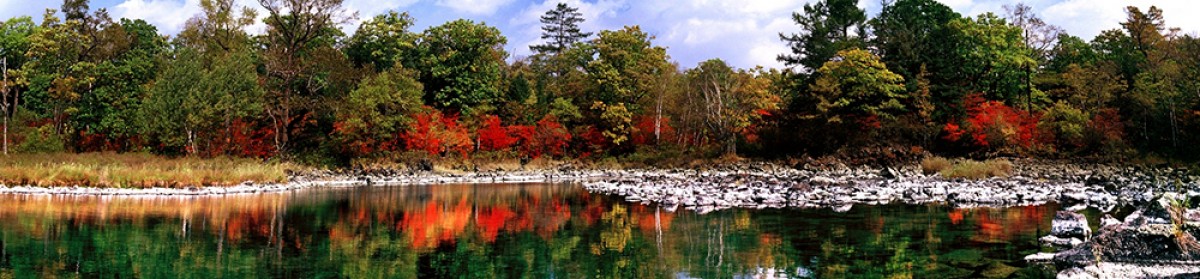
[0,183,1061,278]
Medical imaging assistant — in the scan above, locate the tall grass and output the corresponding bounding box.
[921,156,1013,179]
[0,152,305,188]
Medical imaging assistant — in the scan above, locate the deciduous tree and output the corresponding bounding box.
[416,19,507,114]
[809,49,907,123]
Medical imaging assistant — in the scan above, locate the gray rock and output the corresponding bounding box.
[1053,211,1092,240]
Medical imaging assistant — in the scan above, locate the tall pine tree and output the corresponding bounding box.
[530,3,592,54]
[778,0,866,74]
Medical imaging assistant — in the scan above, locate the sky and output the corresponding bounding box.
[1,0,1198,70]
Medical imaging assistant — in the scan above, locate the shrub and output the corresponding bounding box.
[1085,108,1126,152]
[16,125,65,153]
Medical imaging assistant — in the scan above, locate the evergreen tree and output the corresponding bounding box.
[778,0,866,74]
[530,3,592,54]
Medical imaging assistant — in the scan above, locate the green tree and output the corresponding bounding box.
[142,48,262,155]
[530,3,592,55]
[580,26,672,146]
[257,0,353,154]
[1057,63,1123,112]
[416,19,508,114]
[345,11,417,72]
[948,13,1037,106]
[1,16,37,155]
[870,0,960,82]
[809,49,906,123]
[335,65,423,154]
[72,19,164,148]
[1045,34,1096,73]
[21,9,91,135]
[584,26,671,110]
[176,0,258,53]
[1004,3,1062,111]
[778,0,866,74]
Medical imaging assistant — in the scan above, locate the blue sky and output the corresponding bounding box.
[1,0,1198,70]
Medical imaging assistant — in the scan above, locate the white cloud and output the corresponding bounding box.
[111,0,202,35]
[510,0,811,69]
[935,0,975,12]
[932,0,1200,40]
[437,0,517,15]
[1043,0,1200,39]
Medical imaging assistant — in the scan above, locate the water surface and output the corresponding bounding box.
[0,183,1058,278]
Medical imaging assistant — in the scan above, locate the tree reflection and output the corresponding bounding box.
[0,186,1057,278]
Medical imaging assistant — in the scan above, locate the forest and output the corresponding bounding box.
[0,0,1198,167]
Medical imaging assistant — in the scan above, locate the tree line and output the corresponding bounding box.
[0,0,1197,165]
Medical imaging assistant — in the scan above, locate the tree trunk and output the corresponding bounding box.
[1170,101,1178,150]
[654,93,662,144]
[186,127,197,156]
[3,109,7,155]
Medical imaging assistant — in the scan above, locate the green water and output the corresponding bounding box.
[0,183,1058,278]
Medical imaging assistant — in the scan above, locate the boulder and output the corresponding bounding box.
[1100,214,1121,228]
[1052,211,1092,240]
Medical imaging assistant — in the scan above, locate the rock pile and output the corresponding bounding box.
[1027,195,1200,278]
[581,161,1198,213]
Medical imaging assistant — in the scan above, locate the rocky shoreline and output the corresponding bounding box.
[582,159,1199,213]
[0,169,612,196]
[0,159,1195,208]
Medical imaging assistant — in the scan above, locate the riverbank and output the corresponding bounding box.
[581,158,1198,213]
[0,152,300,188]
[3,155,1196,212]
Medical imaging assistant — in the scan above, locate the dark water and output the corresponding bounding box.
[0,183,1061,278]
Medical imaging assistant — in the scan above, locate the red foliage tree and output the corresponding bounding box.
[1087,108,1125,148]
[477,115,518,151]
[943,93,1042,150]
[577,125,607,158]
[529,115,572,158]
[226,119,277,158]
[631,115,675,146]
[507,124,535,154]
[402,108,471,157]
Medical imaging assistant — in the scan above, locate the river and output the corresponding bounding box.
[0,183,1076,278]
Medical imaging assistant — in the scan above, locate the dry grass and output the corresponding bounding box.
[0,152,305,188]
[922,156,1013,179]
[349,151,573,173]
[920,156,953,175]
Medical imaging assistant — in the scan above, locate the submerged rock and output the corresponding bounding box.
[980,262,1020,278]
